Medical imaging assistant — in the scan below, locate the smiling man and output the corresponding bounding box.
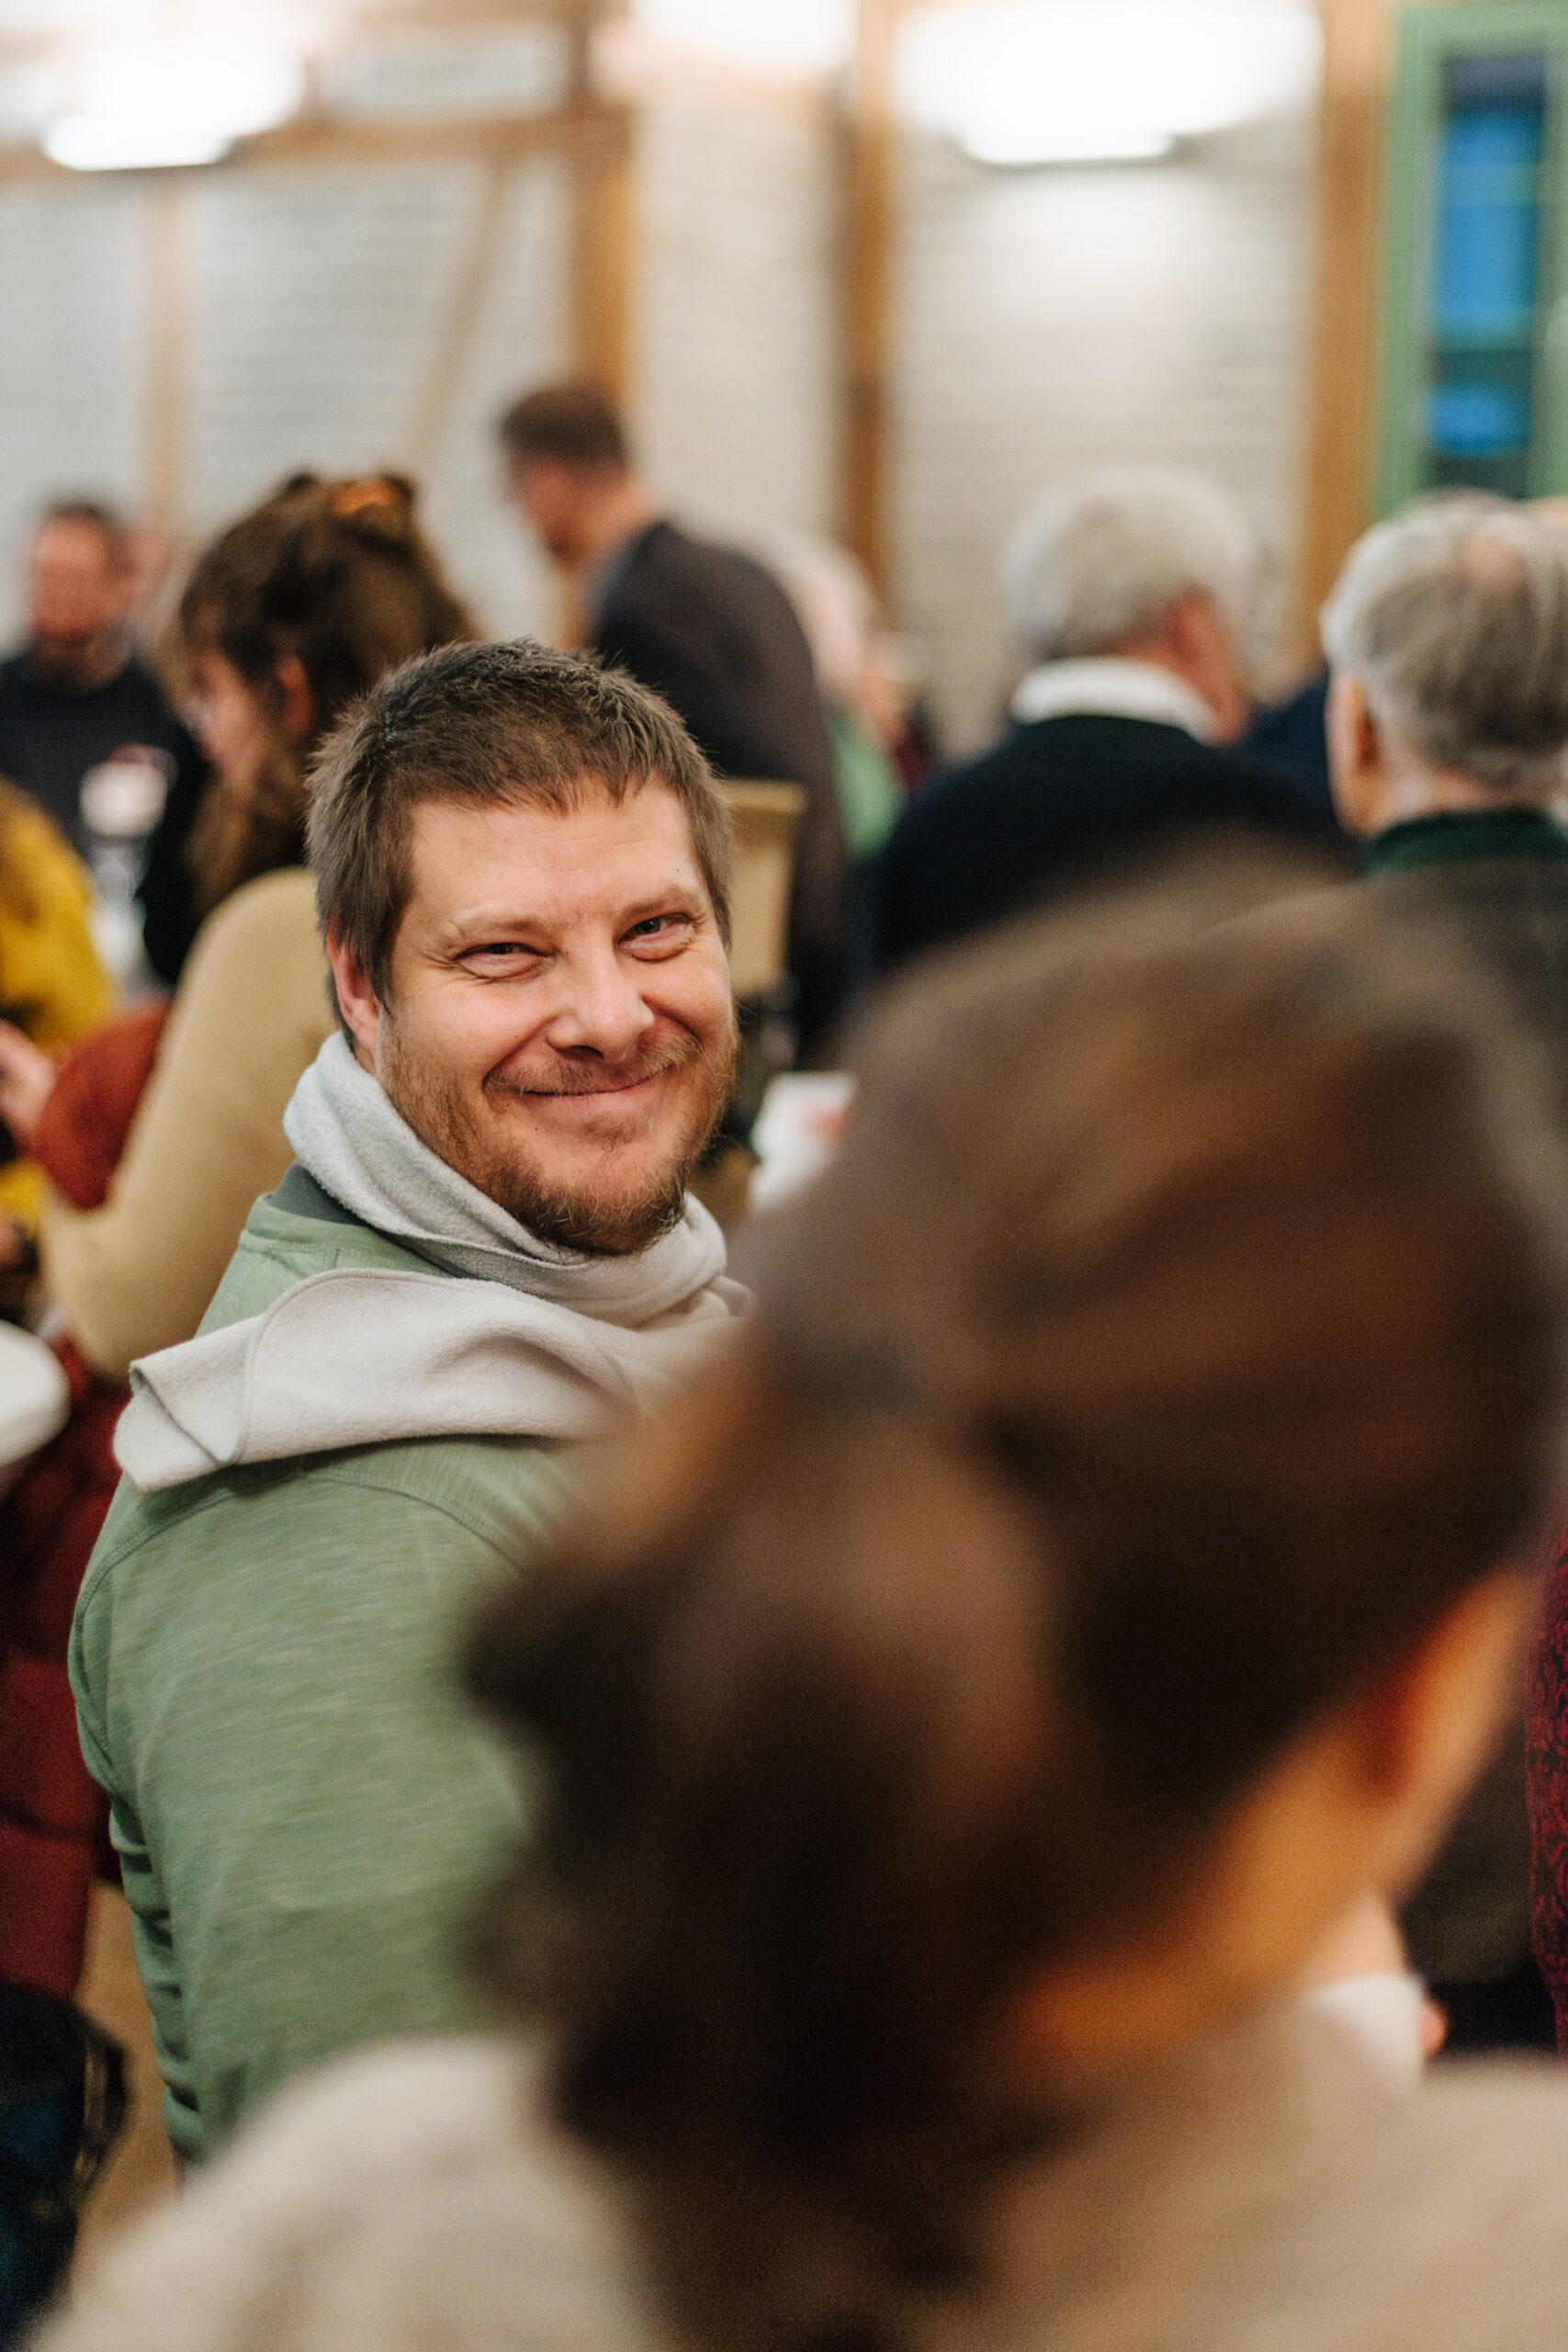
[69,642,748,2163]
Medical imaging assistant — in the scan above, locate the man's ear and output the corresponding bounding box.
[1325,672,1386,837]
[1346,1567,1534,1895]
[324,924,381,1066]
[1166,591,1249,743]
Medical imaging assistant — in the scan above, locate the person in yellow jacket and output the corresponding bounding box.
[0,782,114,1246]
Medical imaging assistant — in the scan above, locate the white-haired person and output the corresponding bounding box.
[871,465,1337,971]
[1320,494,1568,2050]
[35,860,1568,2352]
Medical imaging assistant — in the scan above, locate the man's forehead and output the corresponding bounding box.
[403,779,705,917]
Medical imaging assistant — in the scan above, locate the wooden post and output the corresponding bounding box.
[568,0,635,405]
[837,0,900,599]
[1290,0,1400,666]
[143,179,187,529]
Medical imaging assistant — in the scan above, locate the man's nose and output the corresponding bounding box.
[542,947,659,1060]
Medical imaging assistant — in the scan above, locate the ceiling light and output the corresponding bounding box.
[897,0,1320,168]
[631,0,855,78]
[45,40,304,172]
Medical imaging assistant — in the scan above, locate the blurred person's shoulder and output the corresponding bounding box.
[39,2038,670,2352]
[172,865,333,1049]
[185,864,321,966]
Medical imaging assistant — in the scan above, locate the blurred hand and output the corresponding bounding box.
[0,1022,57,1148]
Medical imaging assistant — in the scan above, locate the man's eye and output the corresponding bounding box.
[626,915,690,945]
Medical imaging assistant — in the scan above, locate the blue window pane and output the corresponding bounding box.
[1427,379,1530,455]
[1432,57,1546,345]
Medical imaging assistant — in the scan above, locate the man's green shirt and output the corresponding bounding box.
[71,1188,576,2162]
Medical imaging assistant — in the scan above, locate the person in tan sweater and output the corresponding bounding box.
[42,867,331,1376]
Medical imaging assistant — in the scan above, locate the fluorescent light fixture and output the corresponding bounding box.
[45,40,303,171]
[897,0,1320,168]
[632,0,855,77]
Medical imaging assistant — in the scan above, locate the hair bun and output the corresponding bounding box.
[328,474,417,528]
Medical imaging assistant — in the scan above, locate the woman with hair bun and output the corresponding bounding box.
[37,865,1568,2352]
[0,470,474,1379]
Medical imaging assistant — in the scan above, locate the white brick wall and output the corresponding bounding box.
[634,93,837,548]
[0,181,144,639]
[892,111,1315,753]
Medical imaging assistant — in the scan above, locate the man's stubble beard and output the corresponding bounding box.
[379,1015,739,1257]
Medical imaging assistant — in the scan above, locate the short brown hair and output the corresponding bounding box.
[497,383,629,475]
[470,861,1568,2352]
[308,638,733,1003]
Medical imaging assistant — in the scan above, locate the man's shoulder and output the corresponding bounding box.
[897,716,1316,842]
[615,521,792,627]
[83,1426,576,1608]
[198,1189,437,1329]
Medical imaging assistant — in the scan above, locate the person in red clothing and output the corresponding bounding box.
[1527,1549,1568,2040]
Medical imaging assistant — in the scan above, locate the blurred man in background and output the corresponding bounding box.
[1323,496,1568,2047]
[870,464,1337,972]
[0,501,201,866]
[499,383,848,1057]
[1317,497,1568,2051]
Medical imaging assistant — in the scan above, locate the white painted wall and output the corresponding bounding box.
[633,92,837,548]
[891,112,1316,753]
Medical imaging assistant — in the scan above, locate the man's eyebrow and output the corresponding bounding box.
[433,881,706,943]
[619,885,708,924]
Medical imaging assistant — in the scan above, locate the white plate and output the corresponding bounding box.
[0,1324,70,1497]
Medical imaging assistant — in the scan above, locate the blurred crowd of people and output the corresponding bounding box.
[5,384,1568,2347]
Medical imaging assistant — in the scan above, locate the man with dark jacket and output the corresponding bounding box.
[0,503,205,981]
[1321,497,1568,2052]
[870,466,1335,973]
[500,384,847,1055]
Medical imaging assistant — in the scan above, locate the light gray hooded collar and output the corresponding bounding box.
[115,1035,747,1493]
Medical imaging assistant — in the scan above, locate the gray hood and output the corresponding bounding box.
[116,1036,748,1493]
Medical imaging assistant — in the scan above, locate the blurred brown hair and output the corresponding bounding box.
[172,471,475,915]
[497,383,629,476]
[469,859,1568,2352]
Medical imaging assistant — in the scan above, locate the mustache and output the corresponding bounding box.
[486,1033,710,1099]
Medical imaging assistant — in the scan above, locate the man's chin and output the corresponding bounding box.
[504,1169,692,1257]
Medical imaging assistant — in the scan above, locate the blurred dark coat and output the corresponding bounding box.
[869,711,1336,974]
[591,520,848,1056]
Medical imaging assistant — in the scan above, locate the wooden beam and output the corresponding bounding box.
[0,97,626,185]
[567,2,635,404]
[142,182,186,528]
[837,0,900,601]
[1290,0,1397,668]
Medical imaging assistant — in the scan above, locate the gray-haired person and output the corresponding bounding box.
[1322,494,1568,2050]
[870,464,1337,971]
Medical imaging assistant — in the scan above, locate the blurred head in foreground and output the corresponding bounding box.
[170,471,475,915]
[469,857,1568,2348]
[1323,497,1568,835]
